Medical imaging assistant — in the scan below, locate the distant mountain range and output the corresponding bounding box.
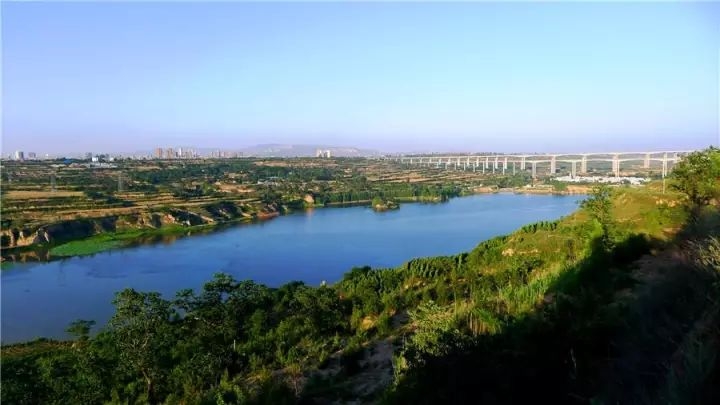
[233,144,382,157]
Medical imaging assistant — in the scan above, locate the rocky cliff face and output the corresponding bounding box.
[1,211,195,248]
[1,201,282,249]
[1,218,115,248]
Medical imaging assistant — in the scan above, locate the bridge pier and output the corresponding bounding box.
[394,151,691,179]
[612,154,620,177]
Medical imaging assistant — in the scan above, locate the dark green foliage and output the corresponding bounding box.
[672,147,720,206]
[581,185,615,250]
[482,173,532,188]
[520,220,559,233]
[1,274,354,404]
[466,236,509,269]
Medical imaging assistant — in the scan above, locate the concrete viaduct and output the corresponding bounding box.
[390,151,695,178]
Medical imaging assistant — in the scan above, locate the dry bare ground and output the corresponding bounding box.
[3,190,85,199]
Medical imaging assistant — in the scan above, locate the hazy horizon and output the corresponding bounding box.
[3,2,719,155]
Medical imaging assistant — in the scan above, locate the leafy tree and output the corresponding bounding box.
[67,320,95,343]
[581,185,615,250]
[108,289,175,402]
[401,301,467,367]
[672,147,720,206]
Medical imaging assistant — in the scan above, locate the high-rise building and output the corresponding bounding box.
[315,149,332,158]
[155,148,163,159]
[27,152,36,159]
[165,148,174,159]
[13,151,24,161]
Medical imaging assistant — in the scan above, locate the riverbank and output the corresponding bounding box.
[1,195,457,263]
[1,217,255,264]
[515,184,594,194]
[472,184,595,195]
[0,184,590,263]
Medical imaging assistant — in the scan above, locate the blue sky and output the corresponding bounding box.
[2,2,719,154]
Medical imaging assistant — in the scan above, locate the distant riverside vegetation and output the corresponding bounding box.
[2,147,719,404]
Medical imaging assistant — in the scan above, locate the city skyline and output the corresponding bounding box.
[3,2,720,153]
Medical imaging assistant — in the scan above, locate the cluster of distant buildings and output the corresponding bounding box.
[315,149,332,158]
[209,150,243,158]
[6,148,246,161]
[152,147,244,159]
[154,147,198,159]
[10,151,38,161]
[8,150,121,162]
[84,152,116,162]
[555,175,648,186]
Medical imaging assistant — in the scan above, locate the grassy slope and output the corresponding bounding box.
[369,184,720,404]
[48,225,198,257]
[297,184,693,402]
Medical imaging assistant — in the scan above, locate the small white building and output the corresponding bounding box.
[555,175,648,186]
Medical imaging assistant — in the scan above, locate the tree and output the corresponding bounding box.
[672,147,720,206]
[581,185,615,250]
[109,289,175,402]
[67,320,95,342]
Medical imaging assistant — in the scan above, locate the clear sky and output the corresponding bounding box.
[2,1,719,154]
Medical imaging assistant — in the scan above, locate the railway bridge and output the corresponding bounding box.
[389,151,695,178]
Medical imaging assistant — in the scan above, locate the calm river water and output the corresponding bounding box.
[1,194,583,343]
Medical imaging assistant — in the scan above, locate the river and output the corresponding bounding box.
[1,194,583,344]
